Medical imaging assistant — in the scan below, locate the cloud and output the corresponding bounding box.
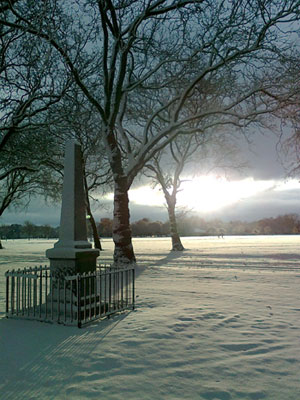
[237,131,286,180]
[1,175,299,227]
[210,186,300,222]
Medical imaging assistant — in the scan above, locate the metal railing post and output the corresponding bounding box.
[103,271,106,315]
[121,269,123,307]
[99,271,102,318]
[45,270,48,320]
[33,267,37,317]
[51,274,54,320]
[83,273,87,323]
[11,271,15,315]
[77,274,82,328]
[6,272,9,316]
[16,271,20,316]
[64,279,67,324]
[109,271,112,312]
[39,267,42,319]
[71,279,74,323]
[94,273,97,318]
[28,268,31,315]
[132,268,135,310]
[57,278,61,323]
[89,273,92,320]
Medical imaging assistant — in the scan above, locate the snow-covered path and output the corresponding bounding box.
[0,236,300,399]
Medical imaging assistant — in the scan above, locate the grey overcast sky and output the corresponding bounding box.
[1,129,299,227]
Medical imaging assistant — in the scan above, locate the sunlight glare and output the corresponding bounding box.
[177,177,275,212]
[274,179,300,192]
[104,177,278,213]
[129,186,164,206]
[104,186,164,206]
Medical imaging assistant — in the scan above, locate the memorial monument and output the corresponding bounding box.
[4,140,135,326]
[46,140,99,276]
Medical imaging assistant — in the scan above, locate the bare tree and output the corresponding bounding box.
[145,131,243,251]
[145,136,199,251]
[0,3,71,218]
[1,1,300,264]
[266,48,300,177]
[0,128,63,217]
[0,6,110,248]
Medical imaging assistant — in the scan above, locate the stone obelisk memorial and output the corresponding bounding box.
[46,140,99,276]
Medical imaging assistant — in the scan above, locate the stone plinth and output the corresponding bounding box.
[46,247,99,275]
[46,140,99,275]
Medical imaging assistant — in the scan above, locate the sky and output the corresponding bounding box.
[1,129,300,227]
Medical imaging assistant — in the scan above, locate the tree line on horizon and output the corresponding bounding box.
[99,214,300,237]
[1,214,299,241]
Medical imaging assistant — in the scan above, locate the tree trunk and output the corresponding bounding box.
[84,173,102,250]
[0,240,3,249]
[113,177,136,265]
[88,213,102,250]
[167,198,185,251]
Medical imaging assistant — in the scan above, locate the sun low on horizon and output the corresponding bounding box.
[104,176,300,213]
[176,176,276,212]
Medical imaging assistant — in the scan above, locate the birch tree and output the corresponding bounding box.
[2,0,300,264]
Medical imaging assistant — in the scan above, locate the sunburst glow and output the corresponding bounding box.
[176,177,276,212]
[104,176,290,213]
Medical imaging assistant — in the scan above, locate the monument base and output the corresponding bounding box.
[46,247,100,276]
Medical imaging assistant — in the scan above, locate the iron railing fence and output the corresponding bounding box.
[5,265,135,327]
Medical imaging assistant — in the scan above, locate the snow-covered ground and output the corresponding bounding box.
[1,235,300,399]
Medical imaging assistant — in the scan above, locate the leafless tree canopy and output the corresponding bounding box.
[1,0,300,262]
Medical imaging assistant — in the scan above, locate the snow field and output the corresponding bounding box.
[0,235,300,399]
